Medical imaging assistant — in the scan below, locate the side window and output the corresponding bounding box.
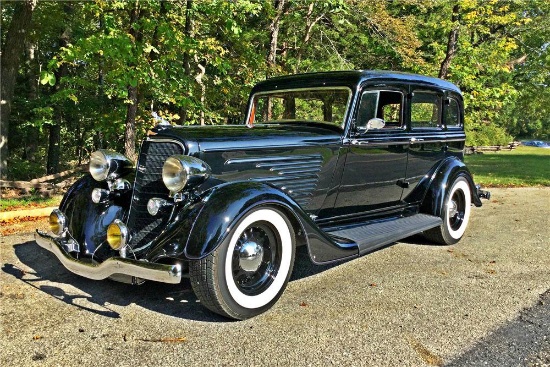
[444,98,462,128]
[356,90,403,130]
[411,91,441,129]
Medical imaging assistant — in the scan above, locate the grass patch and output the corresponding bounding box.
[465,146,550,187]
[0,195,62,212]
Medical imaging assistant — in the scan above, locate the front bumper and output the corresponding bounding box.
[34,230,182,284]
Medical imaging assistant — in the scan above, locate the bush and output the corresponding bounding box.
[465,121,512,146]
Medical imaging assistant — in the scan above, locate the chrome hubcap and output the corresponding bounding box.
[448,200,458,218]
[238,240,264,272]
[232,223,280,296]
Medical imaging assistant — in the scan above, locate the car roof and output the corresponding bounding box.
[251,70,462,95]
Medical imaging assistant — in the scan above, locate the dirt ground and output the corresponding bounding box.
[1,187,549,366]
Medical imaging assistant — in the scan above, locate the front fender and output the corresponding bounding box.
[181,181,358,263]
[420,158,482,218]
[182,181,306,259]
[146,180,358,264]
[59,174,128,258]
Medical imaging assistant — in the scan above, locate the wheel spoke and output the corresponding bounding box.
[231,221,281,296]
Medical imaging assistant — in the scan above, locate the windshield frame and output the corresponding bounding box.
[246,86,353,130]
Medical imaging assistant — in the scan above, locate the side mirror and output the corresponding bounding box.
[366,118,385,131]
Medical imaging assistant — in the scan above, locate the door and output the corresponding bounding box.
[333,87,409,218]
[402,88,447,199]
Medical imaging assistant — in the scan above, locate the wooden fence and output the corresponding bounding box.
[1,164,86,196]
[464,142,520,155]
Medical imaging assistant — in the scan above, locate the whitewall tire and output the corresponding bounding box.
[425,175,472,245]
[190,206,295,320]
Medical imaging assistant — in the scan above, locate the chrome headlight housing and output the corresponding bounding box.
[49,209,67,236]
[89,150,133,182]
[106,219,129,250]
[162,155,211,194]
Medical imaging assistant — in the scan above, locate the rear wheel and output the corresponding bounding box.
[190,207,295,320]
[424,175,472,245]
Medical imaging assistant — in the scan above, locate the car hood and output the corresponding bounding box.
[150,123,343,154]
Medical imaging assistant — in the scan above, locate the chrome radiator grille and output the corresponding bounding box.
[127,140,184,249]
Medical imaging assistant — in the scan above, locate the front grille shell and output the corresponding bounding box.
[126,139,184,250]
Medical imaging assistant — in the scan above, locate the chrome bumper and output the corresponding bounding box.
[34,230,182,284]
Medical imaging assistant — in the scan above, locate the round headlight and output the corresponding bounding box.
[89,150,110,181]
[162,156,189,193]
[147,198,169,216]
[106,219,128,250]
[162,155,211,194]
[91,188,109,203]
[89,150,133,182]
[49,209,67,236]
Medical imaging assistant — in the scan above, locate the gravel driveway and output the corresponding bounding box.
[1,188,549,366]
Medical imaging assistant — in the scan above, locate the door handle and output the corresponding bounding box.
[410,137,424,143]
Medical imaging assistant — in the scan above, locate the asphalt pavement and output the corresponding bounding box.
[1,188,549,366]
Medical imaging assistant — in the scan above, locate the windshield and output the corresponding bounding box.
[248,87,351,128]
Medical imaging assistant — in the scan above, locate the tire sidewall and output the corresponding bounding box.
[443,175,472,243]
[214,206,295,318]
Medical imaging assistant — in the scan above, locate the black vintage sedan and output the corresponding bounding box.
[36,71,490,319]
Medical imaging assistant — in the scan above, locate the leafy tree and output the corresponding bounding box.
[2,0,549,180]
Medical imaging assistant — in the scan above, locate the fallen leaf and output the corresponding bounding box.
[32,353,46,361]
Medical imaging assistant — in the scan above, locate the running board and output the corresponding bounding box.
[326,214,442,255]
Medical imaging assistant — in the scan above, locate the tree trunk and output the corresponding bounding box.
[266,0,285,77]
[124,1,141,162]
[295,3,325,73]
[265,0,286,120]
[439,4,460,80]
[195,62,206,126]
[179,0,193,125]
[24,41,39,162]
[46,123,61,174]
[98,13,106,94]
[0,0,37,178]
[124,85,138,162]
[47,3,72,174]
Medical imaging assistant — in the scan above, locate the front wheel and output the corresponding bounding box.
[190,206,295,320]
[424,175,472,245]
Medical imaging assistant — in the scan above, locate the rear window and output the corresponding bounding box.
[411,92,441,129]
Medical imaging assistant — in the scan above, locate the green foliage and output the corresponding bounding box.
[4,154,47,181]
[465,120,512,146]
[39,71,56,86]
[3,0,549,179]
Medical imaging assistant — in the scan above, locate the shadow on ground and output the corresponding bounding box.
[445,289,550,366]
[4,240,347,323]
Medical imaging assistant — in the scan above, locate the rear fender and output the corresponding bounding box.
[420,158,482,218]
